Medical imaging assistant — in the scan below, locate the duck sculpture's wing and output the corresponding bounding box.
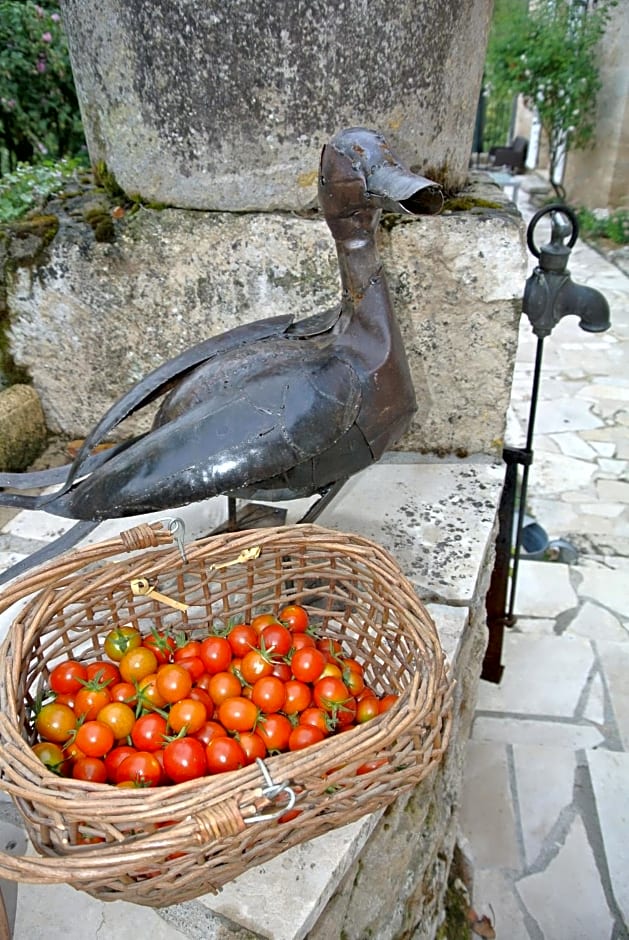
[48,314,296,499]
[59,349,362,519]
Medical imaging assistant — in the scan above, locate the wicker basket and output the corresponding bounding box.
[0,521,452,908]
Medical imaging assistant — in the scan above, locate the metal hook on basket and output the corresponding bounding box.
[244,758,297,824]
[162,517,187,563]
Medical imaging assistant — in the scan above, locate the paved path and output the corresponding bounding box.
[459,178,629,939]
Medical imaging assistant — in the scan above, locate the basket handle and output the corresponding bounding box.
[0,521,177,616]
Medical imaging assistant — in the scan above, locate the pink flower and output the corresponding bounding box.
[51,13,61,22]
[42,32,52,43]
[36,59,47,73]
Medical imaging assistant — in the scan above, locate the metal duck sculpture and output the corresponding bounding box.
[0,128,442,577]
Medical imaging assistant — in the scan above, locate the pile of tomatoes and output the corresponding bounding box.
[31,604,397,788]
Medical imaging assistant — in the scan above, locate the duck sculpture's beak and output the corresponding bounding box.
[366,163,443,216]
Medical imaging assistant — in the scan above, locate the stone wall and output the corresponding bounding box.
[59,0,493,210]
[4,176,525,457]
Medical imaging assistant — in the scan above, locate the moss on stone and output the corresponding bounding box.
[443,195,504,212]
[7,214,59,246]
[434,879,473,940]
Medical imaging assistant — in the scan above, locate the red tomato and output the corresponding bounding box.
[192,720,228,747]
[250,613,280,634]
[175,655,205,681]
[356,758,389,776]
[260,623,293,657]
[319,662,343,679]
[218,696,259,733]
[163,736,207,783]
[131,712,168,751]
[313,676,350,711]
[155,663,193,703]
[256,713,292,752]
[343,668,365,697]
[142,629,176,664]
[227,623,258,658]
[335,695,357,728]
[117,750,162,786]
[237,730,267,764]
[299,707,332,735]
[270,661,292,682]
[96,701,136,740]
[207,670,241,706]
[85,661,121,687]
[105,745,136,783]
[119,647,158,684]
[174,640,203,661]
[291,633,316,651]
[188,685,214,713]
[168,698,207,735]
[35,702,76,744]
[240,649,273,684]
[74,683,111,721]
[251,676,286,713]
[205,736,245,774]
[379,693,399,714]
[289,724,326,750]
[75,720,115,758]
[49,660,87,695]
[199,636,232,675]
[53,692,76,710]
[109,681,138,706]
[317,637,343,660]
[290,647,326,684]
[279,604,310,633]
[283,679,312,714]
[72,756,108,783]
[103,624,142,661]
[137,673,168,710]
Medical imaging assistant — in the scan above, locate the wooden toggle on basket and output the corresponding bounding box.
[0,522,453,908]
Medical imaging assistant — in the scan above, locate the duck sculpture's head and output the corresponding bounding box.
[318,126,443,243]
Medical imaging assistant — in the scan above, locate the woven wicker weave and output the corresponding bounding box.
[0,522,452,908]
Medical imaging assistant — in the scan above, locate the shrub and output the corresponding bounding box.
[0,1,85,174]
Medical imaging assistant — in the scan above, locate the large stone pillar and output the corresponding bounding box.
[59,0,493,210]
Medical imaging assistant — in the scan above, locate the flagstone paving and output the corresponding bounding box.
[459,178,629,939]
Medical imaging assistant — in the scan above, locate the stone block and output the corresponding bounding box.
[0,385,47,471]
[5,179,524,457]
[61,0,493,210]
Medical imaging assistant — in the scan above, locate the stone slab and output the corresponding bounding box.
[512,744,575,867]
[459,741,520,869]
[513,560,579,618]
[472,869,530,940]
[6,194,524,458]
[597,641,629,750]
[586,749,629,928]
[472,716,604,750]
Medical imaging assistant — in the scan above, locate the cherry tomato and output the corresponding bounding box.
[260,623,293,657]
[137,673,168,710]
[283,679,312,714]
[343,668,365,697]
[119,647,158,684]
[270,661,292,682]
[35,702,76,744]
[188,685,214,714]
[205,736,245,774]
[103,624,142,661]
[207,670,241,706]
[174,640,203,662]
[256,713,292,752]
[109,681,138,706]
[356,758,389,776]
[163,736,207,783]
[131,712,168,751]
[117,750,162,786]
[250,612,281,634]
[168,698,207,735]
[63,739,85,763]
[379,693,399,714]
[142,628,176,664]
[49,660,87,695]
[317,637,343,660]
[227,623,258,658]
[105,745,136,783]
[237,730,267,764]
[96,701,136,740]
[335,695,357,728]
[74,683,111,721]
[218,696,259,733]
[32,740,71,776]
[313,676,350,711]
[53,692,76,710]
[175,655,205,681]
[240,649,274,684]
[192,719,228,747]
[199,636,232,675]
[356,695,381,723]
[155,663,193,703]
[289,724,326,750]
[251,676,286,713]
[75,720,115,758]
[290,647,326,684]
[72,756,108,783]
[319,662,343,679]
[279,604,310,633]
[299,707,332,735]
[291,633,316,651]
[86,661,121,687]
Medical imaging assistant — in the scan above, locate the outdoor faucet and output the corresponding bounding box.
[523,204,611,339]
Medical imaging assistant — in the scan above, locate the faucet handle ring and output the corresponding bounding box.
[527,204,579,259]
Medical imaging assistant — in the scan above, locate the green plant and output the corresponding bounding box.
[0,1,85,174]
[576,206,629,246]
[0,156,87,222]
[485,0,616,198]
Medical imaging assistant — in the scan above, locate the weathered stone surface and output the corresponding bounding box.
[0,385,47,471]
[5,179,524,457]
[60,0,493,210]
